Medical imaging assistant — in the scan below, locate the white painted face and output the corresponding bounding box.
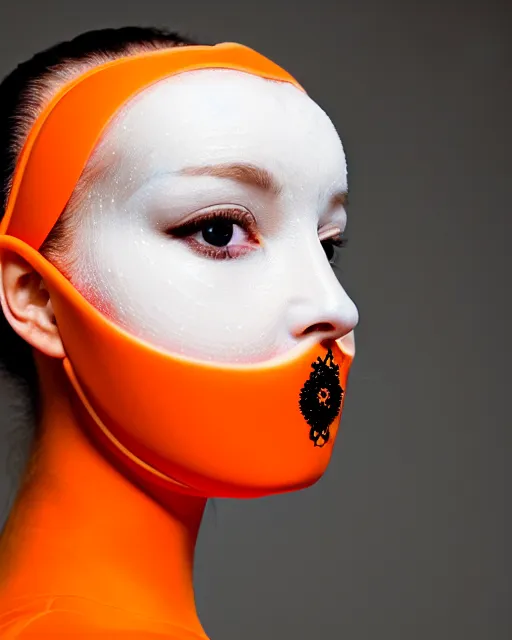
[65,68,359,363]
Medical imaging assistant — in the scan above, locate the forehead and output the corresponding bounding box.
[103,68,347,184]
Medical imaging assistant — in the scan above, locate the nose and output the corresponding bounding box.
[286,247,359,344]
[288,297,359,343]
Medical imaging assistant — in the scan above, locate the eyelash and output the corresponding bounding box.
[321,235,348,264]
[166,209,348,262]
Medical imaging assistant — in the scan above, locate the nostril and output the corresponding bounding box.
[302,322,336,336]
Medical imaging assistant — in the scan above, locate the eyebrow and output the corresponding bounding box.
[178,161,348,208]
[179,162,282,196]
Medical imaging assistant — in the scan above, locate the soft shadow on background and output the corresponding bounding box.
[0,1,509,639]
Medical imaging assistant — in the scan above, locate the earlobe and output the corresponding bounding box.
[0,250,65,359]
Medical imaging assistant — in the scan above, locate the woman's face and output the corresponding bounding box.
[66,69,359,363]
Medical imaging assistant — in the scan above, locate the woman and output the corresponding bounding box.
[0,26,358,638]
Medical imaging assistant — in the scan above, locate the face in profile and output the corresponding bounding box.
[61,68,359,363]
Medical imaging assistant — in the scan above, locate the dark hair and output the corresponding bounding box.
[0,26,202,412]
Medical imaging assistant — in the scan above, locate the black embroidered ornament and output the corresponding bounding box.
[299,348,343,447]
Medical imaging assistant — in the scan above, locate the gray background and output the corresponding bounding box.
[0,0,510,638]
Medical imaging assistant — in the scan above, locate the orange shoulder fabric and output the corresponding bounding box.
[0,596,208,639]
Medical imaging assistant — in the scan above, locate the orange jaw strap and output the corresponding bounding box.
[0,43,355,498]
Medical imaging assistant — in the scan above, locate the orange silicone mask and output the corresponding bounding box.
[0,43,355,498]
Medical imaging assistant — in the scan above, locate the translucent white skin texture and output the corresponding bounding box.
[66,69,359,363]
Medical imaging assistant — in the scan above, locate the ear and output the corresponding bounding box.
[0,250,65,358]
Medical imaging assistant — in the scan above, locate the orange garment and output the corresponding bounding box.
[0,595,207,638]
[0,362,210,638]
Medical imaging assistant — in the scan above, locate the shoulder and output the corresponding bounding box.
[2,611,187,638]
[1,608,103,638]
[0,600,111,638]
[0,597,194,639]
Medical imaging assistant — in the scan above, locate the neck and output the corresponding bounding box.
[0,354,207,636]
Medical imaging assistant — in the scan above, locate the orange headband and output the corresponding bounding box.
[0,42,304,249]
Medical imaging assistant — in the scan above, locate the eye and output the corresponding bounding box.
[321,235,348,263]
[166,207,259,260]
[197,217,243,247]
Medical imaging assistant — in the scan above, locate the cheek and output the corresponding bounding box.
[71,221,292,363]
